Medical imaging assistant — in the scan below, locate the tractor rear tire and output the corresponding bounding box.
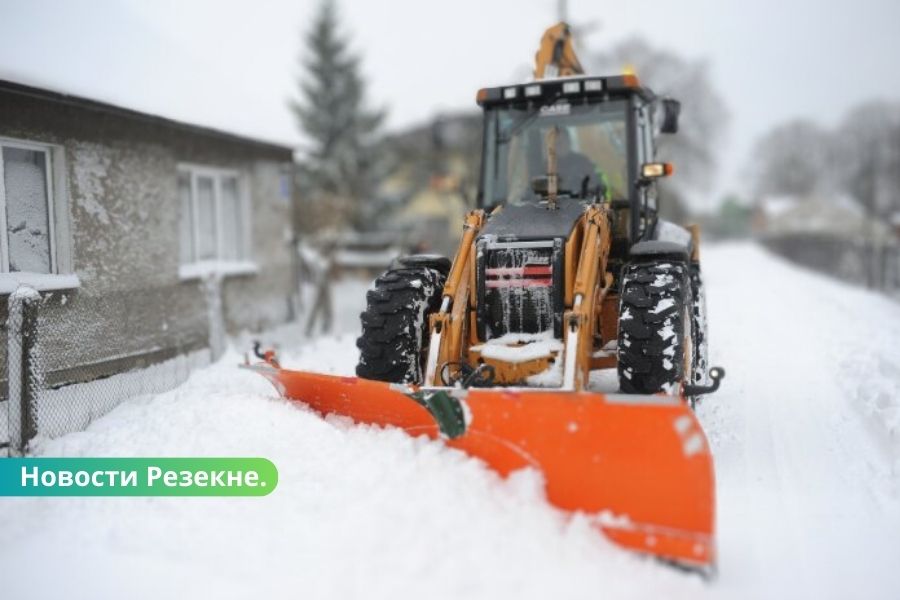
[617,260,693,395]
[356,266,446,384]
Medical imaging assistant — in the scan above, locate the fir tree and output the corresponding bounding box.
[291,0,385,229]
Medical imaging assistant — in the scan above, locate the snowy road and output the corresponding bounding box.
[699,244,900,598]
[1,243,898,599]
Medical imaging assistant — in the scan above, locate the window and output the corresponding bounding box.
[637,103,655,164]
[0,137,77,293]
[635,104,659,217]
[177,165,254,279]
[481,100,629,206]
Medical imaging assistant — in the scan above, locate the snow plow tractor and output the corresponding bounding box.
[247,23,724,571]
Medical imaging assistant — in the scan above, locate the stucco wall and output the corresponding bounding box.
[0,89,296,383]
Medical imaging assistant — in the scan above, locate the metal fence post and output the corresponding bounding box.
[7,286,40,456]
[203,274,226,361]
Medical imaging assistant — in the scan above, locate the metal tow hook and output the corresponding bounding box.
[683,366,725,397]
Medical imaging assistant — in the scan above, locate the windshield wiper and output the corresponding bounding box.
[490,92,564,207]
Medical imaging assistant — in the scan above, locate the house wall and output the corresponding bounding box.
[0,89,296,387]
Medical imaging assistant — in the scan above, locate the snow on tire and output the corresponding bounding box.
[355,266,445,384]
[617,260,692,395]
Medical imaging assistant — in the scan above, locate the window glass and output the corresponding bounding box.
[219,176,243,260]
[482,100,628,205]
[179,169,249,268]
[178,172,193,264]
[196,176,217,260]
[636,106,647,165]
[3,147,51,273]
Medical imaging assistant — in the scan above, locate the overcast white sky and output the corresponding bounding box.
[2,0,899,206]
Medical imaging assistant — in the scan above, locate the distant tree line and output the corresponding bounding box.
[752,102,900,292]
[752,101,900,223]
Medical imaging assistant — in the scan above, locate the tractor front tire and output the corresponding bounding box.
[617,260,694,395]
[356,266,446,384]
[689,264,709,389]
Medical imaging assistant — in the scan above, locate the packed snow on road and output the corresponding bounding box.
[0,243,898,599]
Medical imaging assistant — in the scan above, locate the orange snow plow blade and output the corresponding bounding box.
[247,364,716,569]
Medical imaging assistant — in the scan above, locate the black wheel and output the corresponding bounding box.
[617,260,695,395]
[356,266,445,384]
[689,264,709,390]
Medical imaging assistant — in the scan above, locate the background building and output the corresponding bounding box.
[0,79,298,449]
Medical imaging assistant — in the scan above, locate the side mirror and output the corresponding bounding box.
[660,98,681,134]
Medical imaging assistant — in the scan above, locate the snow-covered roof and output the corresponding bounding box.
[0,78,294,154]
[760,193,892,241]
[757,194,799,219]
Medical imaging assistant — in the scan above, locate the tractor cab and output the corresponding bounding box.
[471,74,688,351]
[475,74,680,246]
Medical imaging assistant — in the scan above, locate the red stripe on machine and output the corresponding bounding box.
[486,278,553,288]
[486,266,552,277]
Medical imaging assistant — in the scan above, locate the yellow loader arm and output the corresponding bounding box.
[534,22,585,79]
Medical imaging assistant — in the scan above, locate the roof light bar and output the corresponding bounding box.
[477,74,646,106]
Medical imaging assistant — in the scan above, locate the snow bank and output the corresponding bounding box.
[0,346,704,600]
[2,246,899,599]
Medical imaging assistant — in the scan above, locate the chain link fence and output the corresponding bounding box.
[0,308,8,454]
[2,283,216,456]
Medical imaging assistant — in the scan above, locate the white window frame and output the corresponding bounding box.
[0,135,78,294]
[177,163,255,280]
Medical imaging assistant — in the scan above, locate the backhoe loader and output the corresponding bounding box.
[247,22,724,571]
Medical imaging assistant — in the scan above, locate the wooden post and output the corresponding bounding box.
[7,286,40,456]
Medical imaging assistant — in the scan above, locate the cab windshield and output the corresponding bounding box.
[481,99,629,206]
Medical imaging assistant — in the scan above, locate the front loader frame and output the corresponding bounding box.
[423,204,615,391]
